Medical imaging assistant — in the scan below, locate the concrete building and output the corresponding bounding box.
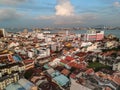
[83,29,104,41]
[113,62,120,71]
[0,28,7,38]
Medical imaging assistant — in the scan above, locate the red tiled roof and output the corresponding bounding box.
[23,59,34,65]
[60,59,69,64]
[67,61,76,66]
[112,75,120,85]
[85,68,94,75]
[70,73,76,79]
[76,52,87,57]
[65,56,74,61]
[8,54,14,62]
[61,69,70,76]
[67,62,86,69]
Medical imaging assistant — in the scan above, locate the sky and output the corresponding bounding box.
[0,0,120,28]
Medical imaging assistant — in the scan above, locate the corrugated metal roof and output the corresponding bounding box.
[6,83,25,90]
[46,68,55,75]
[53,74,69,86]
[13,54,22,62]
[18,79,35,90]
[43,64,50,69]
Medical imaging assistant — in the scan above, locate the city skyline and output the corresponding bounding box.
[0,0,120,28]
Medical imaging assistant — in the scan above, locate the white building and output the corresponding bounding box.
[83,29,104,41]
[86,43,98,52]
[113,62,120,71]
[0,28,7,37]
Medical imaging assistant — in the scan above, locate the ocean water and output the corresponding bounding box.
[103,30,120,38]
[51,30,120,39]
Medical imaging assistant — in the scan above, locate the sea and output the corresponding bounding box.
[50,30,120,39]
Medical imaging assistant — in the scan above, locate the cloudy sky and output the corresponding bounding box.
[0,0,120,28]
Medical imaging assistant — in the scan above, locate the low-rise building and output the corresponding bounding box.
[23,60,34,70]
[113,62,120,71]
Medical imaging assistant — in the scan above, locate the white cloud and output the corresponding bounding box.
[35,13,97,26]
[0,8,23,21]
[113,1,120,7]
[55,0,74,16]
[0,0,28,5]
[35,16,55,20]
[54,14,97,25]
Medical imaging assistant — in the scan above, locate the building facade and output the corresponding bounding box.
[83,29,104,41]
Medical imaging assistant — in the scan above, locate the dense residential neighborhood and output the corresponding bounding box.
[0,28,120,90]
